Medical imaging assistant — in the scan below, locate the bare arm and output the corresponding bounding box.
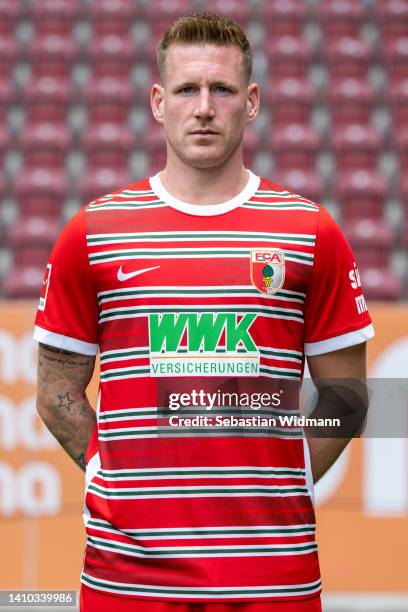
[36,343,97,471]
[305,342,368,483]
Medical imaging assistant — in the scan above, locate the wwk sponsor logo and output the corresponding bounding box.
[148,312,259,377]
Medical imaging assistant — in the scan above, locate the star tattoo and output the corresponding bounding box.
[57,392,75,413]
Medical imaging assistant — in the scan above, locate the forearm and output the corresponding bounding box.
[305,436,350,483]
[36,344,96,471]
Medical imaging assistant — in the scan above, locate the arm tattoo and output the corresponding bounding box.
[37,343,97,472]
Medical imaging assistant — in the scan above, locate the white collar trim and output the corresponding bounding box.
[149,170,260,216]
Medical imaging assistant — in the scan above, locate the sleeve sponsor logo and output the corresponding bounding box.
[349,262,362,290]
[38,263,52,311]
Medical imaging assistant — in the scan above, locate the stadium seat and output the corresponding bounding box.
[389,79,408,129]
[270,124,320,172]
[205,0,251,25]
[359,266,402,301]
[243,128,261,168]
[88,35,137,79]
[2,266,45,299]
[394,128,408,172]
[9,216,61,267]
[83,77,134,124]
[383,37,408,82]
[335,170,387,220]
[29,35,77,79]
[328,78,375,127]
[331,124,382,173]
[278,169,324,204]
[31,0,79,36]
[264,78,315,126]
[266,36,313,80]
[90,0,137,37]
[142,123,167,174]
[146,0,192,37]
[0,81,13,123]
[20,123,71,170]
[344,218,393,267]
[0,37,19,83]
[83,123,134,171]
[14,169,67,217]
[325,37,373,80]
[257,0,308,38]
[23,77,72,124]
[0,125,8,167]
[0,0,21,36]
[376,0,408,44]
[320,0,366,39]
[78,168,131,204]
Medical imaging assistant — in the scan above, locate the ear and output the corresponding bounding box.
[151,83,165,124]
[246,83,260,123]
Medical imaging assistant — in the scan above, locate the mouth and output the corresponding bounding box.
[190,130,219,135]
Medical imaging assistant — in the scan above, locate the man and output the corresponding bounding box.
[34,11,374,612]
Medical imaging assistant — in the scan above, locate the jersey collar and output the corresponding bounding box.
[149,170,260,216]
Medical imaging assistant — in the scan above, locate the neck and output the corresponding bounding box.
[158,146,250,205]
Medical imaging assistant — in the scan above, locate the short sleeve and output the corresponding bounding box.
[33,207,99,355]
[303,207,374,356]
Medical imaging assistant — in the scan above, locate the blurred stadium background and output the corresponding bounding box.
[0,0,408,610]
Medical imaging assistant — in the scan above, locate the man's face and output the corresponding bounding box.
[151,44,259,169]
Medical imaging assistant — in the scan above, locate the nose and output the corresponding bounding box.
[194,88,215,119]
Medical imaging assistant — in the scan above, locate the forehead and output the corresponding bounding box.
[163,44,245,83]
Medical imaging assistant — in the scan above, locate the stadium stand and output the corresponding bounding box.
[0,0,406,299]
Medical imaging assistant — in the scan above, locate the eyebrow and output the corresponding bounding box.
[172,80,239,92]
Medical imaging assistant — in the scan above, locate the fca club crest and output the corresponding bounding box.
[250,249,285,294]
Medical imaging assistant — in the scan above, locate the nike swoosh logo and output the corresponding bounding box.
[117,265,160,282]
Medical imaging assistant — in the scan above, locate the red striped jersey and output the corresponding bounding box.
[34,171,374,603]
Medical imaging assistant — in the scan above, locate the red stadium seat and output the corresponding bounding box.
[20,123,71,170]
[0,125,8,167]
[359,266,402,301]
[243,128,262,168]
[9,216,61,267]
[90,0,137,37]
[142,124,167,174]
[257,0,308,38]
[278,169,324,203]
[270,124,320,172]
[376,0,408,44]
[383,37,408,82]
[0,37,19,83]
[344,218,393,267]
[83,77,134,124]
[78,168,131,204]
[267,37,313,80]
[264,78,315,125]
[88,35,137,79]
[31,0,79,36]
[2,266,45,299]
[83,123,134,171]
[320,0,366,39]
[29,35,77,79]
[23,77,72,124]
[331,124,382,173]
[394,128,408,172]
[335,170,387,220]
[146,0,191,37]
[205,0,251,25]
[0,81,13,124]
[389,79,408,129]
[0,0,21,36]
[14,169,67,217]
[328,78,375,127]
[326,37,373,80]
